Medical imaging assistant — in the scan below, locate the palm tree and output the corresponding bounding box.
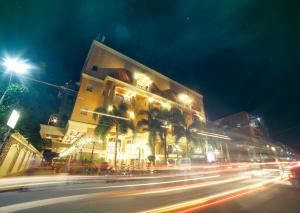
[93,103,132,169]
[171,107,202,158]
[157,109,171,165]
[137,107,163,165]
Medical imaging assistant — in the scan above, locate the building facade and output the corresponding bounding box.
[213,112,270,142]
[212,112,278,162]
[41,40,208,168]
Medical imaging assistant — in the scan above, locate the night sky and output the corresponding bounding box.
[0,0,299,148]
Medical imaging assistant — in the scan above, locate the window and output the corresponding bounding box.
[134,73,152,91]
[91,65,98,72]
[86,84,93,92]
[80,108,88,115]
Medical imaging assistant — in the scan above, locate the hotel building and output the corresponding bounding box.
[40,40,209,167]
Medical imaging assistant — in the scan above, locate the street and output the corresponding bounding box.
[0,168,299,213]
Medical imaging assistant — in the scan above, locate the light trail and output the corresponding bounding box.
[141,176,286,213]
[0,175,220,212]
[0,160,292,190]
[129,176,250,196]
[0,194,90,213]
[0,173,286,212]
[70,175,220,191]
[180,179,286,213]
[0,176,109,190]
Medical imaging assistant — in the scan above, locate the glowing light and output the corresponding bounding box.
[107,105,113,112]
[271,146,276,152]
[148,97,153,103]
[134,72,152,87]
[52,117,58,123]
[194,147,202,154]
[175,145,182,152]
[161,102,171,110]
[7,110,20,129]
[130,91,136,97]
[2,55,32,74]
[128,111,135,119]
[178,93,193,104]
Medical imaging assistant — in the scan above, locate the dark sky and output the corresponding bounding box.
[0,0,299,148]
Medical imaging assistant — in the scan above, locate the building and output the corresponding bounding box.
[212,112,276,162]
[40,40,208,167]
[40,81,78,153]
[213,112,269,142]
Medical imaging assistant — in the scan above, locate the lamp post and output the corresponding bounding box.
[0,56,32,105]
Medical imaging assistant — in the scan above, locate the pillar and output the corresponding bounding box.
[11,149,26,174]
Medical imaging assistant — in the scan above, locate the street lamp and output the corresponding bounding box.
[2,56,32,74]
[0,55,32,105]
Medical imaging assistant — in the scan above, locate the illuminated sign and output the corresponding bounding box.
[7,110,20,129]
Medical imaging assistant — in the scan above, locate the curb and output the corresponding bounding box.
[0,186,27,193]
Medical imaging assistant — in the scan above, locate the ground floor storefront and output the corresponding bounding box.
[41,121,280,172]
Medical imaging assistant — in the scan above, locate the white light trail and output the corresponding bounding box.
[131,176,250,196]
[141,176,285,213]
[74,175,220,190]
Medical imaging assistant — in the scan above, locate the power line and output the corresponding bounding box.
[21,76,77,94]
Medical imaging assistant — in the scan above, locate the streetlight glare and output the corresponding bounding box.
[2,55,32,74]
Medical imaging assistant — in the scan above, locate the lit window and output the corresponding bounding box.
[128,111,135,119]
[161,102,171,110]
[148,97,154,103]
[178,93,193,105]
[107,105,113,112]
[86,84,93,92]
[134,72,152,90]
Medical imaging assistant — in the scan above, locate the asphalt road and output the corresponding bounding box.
[0,169,299,213]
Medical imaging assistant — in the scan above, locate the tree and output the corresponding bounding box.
[93,103,132,169]
[0,82,59,150]
[137,107,165,165]
[157,109,171,165]
[0,83,28,138]
[171,107,202,158]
